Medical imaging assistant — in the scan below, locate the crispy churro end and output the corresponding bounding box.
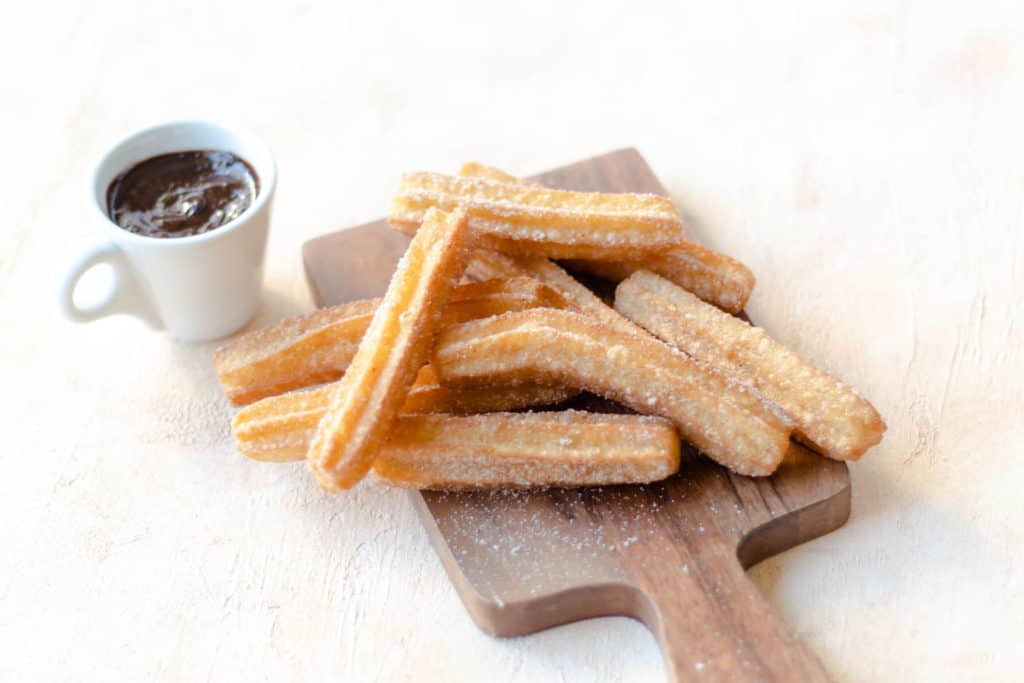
[616,269,886,464]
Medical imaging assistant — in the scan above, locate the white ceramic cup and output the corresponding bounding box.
[60,120,276,342]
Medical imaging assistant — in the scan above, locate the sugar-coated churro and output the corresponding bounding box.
[214,276,563,405]
[457,162,753,313]
[458,162,541,187]
[390,172,685,260]
[458,163,647,339]
[401,366,575,415]
[372,410,681,489]
[233,366,578,463]
[445,276,570,323]
[308,207,473,490]
[566,242,755,314]
[433,308,793,476]
[466,249,647,339]
[615,270,885,460]
[457,165,652,339]
[237,407,678,488]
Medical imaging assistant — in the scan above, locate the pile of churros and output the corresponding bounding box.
[213,163,885,492]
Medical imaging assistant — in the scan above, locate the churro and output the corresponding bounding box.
[214,276,564,405]
[457,166,647,338]
[458,162,540,186]
[308,207,473,490]
[445,276,570,323]
[615,270,885,460]
[566,242,755,314]
[401,365,576,415]
[457,162,754,313]
[237,407,678,488]
[372,411,680,489]
[466,249,646,338]
[390,172,684,260]
[233,367,578,463]
[433,308,793,476]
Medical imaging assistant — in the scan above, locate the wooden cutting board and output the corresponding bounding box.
[302,149,849,682]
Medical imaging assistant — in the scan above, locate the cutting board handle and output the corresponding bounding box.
[633,555,831,682]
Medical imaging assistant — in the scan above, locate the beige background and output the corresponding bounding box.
[2,1,1021,681]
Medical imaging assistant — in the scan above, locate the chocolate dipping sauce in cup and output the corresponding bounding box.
[60,120,276,342]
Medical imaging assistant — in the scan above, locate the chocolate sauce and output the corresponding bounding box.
[107,150,259,238]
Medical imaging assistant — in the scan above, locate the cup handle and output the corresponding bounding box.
[60,242,162,329]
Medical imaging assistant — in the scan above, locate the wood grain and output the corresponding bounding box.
[303,149,850,682]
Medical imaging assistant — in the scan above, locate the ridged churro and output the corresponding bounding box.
[233,366,578,463]
[445,276,570,323]
[308,208,473,490]
[567,242,755,314]
[458,165,648,338]
[615,270,886,461]
[457,162,754,313]
[238,407,679,488]
[433,308,793,476]
[458,162,541,186]
[372,411,681,489]
[400,365,575,415]
[466,249,646,338]
[390,172,685,260]
[214,276,564,405]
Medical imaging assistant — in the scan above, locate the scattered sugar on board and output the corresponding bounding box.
[431,487,680,599]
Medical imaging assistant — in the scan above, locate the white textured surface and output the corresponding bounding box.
[2,1,1022,681]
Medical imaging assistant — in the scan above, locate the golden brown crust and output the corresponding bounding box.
[566,241,755,314]
[372,410,680,489]
[398,365,576,415]
[457,162,541,187]
[458,165,651,339]
[615,270,885,461]
[232,367,578,463]
[456,162,753,313]
[307,208,474,490]
[213,276,564,405]
[390,172,685,259]
[433,308,793,476]
[445,276,571,323]
[466,249,648,339]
